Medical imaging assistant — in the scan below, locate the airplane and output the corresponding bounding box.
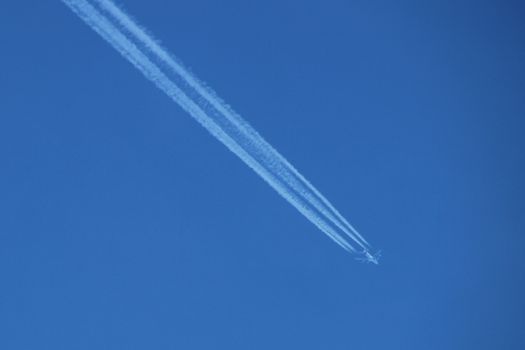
[355,250,381,265]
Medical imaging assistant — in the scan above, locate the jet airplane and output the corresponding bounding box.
[356,250,381,265]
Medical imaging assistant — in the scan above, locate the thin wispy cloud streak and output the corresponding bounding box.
[62,0,379,263]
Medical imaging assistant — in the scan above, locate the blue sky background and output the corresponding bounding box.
[1,0,524,349]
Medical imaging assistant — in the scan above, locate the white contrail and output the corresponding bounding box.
[61,0,378,261]
[93,0,370,249]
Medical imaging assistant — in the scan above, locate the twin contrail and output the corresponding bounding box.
[62,0,379,263]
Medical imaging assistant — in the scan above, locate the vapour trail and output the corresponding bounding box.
[93,0,370,249]
[61,0,378,261]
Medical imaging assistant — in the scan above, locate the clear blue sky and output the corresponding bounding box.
[1,1,524,349]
